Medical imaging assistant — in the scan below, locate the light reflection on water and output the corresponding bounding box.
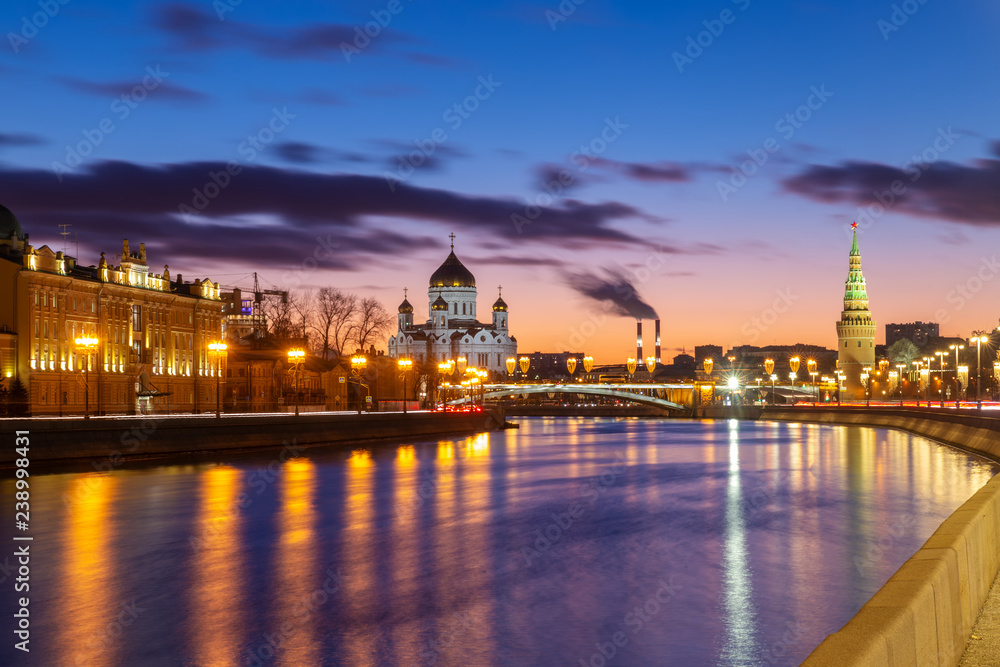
[2,417,996,667]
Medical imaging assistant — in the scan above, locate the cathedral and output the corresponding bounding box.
[387,238,517,372]
[836,224,876,398]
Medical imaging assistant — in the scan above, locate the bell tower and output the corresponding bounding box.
[836,223,876,399]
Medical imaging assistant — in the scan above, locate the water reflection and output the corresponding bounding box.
[191,465,243,667]
[275,458,319,666]
[720,420,763,664]
[58,475,117,667]
[11,419,998,667]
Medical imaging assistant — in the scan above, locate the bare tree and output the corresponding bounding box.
[262,289,308,342]
[311,287,358,359]
[353,297,393,352]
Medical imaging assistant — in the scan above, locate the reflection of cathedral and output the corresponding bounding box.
[387,238,516,371]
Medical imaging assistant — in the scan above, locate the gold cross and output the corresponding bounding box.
[449,233,456,249]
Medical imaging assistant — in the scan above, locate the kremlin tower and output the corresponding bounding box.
[836,223,876,399]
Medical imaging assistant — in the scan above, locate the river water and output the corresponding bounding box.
[1,417,996,666]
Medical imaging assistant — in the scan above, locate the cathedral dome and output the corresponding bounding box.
[431,295,448,311]
[429,250,476,288]
[492,296,507,312]
[398,298,413,314]
[0,204,24,241]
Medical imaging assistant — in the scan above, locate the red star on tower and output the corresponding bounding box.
[851,221,858,229]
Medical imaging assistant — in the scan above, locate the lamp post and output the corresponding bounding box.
[440,360,455,407]
[770,374,777,405]
[763,358,774,405]
[351,355,368,414]
[972,334,989,409]
[208,341,227,418]
[862,366,872,407]
[949,344,964,408]
[626,357,637,381]
[397,358,412,413]
[518,356,529,381]
[583,356,594,375]
[74,336,98,419]
[567,356,578,377]
[922,357,931,406]
[895,363,906,406]
[287,349,305,416]
[935,352,946,407]
[807,359,817,404]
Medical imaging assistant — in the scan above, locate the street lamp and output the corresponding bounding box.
[769,374,777,405]
[583,356,594,374]
[208,341,227,418]
[626,357,637,380]
[287,349,305,416]
[567,356,578,377]
[949,344,964,408]
[807,359,817,404]
[439,359,455,406]
[397,358,412,413]
[518,356,530,380]
[862,366,872,407]
[972,334,989,409]
[457,356,468,375]
[351,355,368,414]
[935,352,946,407]
[896,363,906,406]
[74,336,98,419]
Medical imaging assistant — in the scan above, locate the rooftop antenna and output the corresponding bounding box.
[58,224,71,255]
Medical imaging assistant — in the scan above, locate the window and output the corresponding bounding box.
[858,341,861,347]
[133,304,141,331]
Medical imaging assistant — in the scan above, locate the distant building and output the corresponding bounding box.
[0,204,223,415]
[836,226,876,398]
[387,238,517,372]
[885,321,939,348]
[694,344,723,365]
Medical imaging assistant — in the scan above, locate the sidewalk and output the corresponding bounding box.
[959,566,1000,665]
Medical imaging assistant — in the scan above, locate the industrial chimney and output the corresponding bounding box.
[655,319,661,364]
[636,320,643,362]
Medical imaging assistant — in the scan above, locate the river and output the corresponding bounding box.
[1,417,996,666]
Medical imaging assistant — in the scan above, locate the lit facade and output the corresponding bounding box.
[387,241,517,372]
[0,204,224,415]
[836,228,876,399]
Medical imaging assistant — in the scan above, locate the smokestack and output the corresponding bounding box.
[636,320,643,362]
[655,319,661,363]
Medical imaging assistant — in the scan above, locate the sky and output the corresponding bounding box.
[2,0,999,363]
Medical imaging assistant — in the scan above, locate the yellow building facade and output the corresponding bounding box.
[0,205,224,415]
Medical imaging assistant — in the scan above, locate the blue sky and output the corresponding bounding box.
[2,0,999,360]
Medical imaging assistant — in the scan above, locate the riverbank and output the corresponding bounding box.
[0,409,506,465]
[765,406,1000,666]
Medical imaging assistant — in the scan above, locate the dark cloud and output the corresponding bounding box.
[274,141,322,164]
[591,158,693,183]
[152,3,413,61]
[0,132,46,148]
[563,268,658,319]
[0,160,646,270]
[56,76,208,102]
[783,140,1000,225]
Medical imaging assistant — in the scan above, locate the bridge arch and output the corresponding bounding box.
[451,383,689,412]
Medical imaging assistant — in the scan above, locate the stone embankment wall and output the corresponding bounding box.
[765,407,1000,666]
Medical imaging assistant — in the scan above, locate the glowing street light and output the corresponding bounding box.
[457,356,468,375]
[287,349,305,416]
[397,358,413,414]
[950,344,964,407]
[626,357,637,378]
[74,336,99,419]
[935,352,946,407]
[567,357,577,376]
[763,358,774,375]
[972,333,990,409]
[704,358,714,376]
[583,356,594,373]
[506,356,516,376]
[518,356,530,376]
[862,366,872,407]
[208,341,227,418]
[351,355,368,414]
[645,356,656,375]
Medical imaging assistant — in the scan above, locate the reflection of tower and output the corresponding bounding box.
[836,224,876,399]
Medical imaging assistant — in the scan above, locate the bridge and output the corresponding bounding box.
[449,383,695,412]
